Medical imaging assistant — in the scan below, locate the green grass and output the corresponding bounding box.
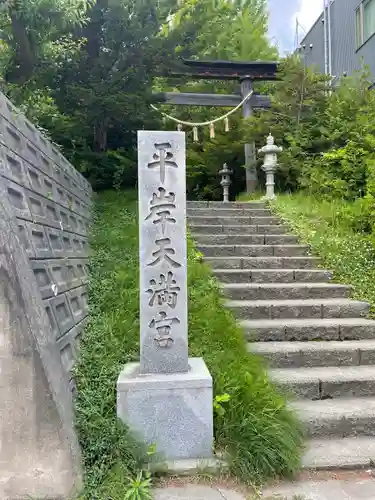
[236,190,264,201]
[271,193,375,316]
[74,190,303,498]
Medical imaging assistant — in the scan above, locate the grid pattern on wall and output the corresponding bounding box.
[0,91,92,391]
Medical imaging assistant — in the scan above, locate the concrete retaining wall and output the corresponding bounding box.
[0,92,92,388]
[0,91,92,498]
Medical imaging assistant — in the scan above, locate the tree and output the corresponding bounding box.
[0,0,180,189]
[0,0,93,83]
[164,0,276,62]
[245,56,375,205]
[245,55,330,191]
[0,0,279,193]
[155,0,278,199]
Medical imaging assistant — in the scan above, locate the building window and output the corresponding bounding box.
[356,0,375,48]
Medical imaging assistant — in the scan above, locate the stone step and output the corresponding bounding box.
[198,244,310,258]
[302,436,375,469]
[194,234,298,246]
[213,268,332,283]
[187,208,272,217]
[187,201,266,209]
[205,256,321,270]
[189,224,289,235]
[226,298,370,320]
[270,365,375,399]
[250,339,375,368]
[292,397,375,438]
[223,283,351,301]
[188,216,281,226]
[241,318,375,342]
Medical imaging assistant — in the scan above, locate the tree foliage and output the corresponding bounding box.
[165,0,276,61]
[0,0,279,192]
[246,56,375,233]
[0,0,93,83]
[0,0,179,188]
[3,0,375,209]
[156,0,278,199]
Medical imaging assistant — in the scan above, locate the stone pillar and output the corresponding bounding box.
[219,163,232,203]
[241,78,257,194]
[258,133,282,200]
[138,135,188,374]
[117,131,213,463]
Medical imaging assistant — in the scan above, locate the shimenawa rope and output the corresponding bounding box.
[150,90,254,141]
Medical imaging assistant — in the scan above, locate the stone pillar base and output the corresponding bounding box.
[262,194,277,200]
[246,177,258,194]
[117,357,213,461]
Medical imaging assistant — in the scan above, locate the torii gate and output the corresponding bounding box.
[153,59,278,193]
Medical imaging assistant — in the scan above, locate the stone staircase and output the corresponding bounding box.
[187,200,375,470]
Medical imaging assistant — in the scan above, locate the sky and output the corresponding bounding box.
[268,0,324,53]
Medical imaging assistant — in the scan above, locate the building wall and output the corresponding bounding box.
[0,90,92,390]
[300,0,375,79]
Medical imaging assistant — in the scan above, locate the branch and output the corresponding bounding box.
[82,0,108,60]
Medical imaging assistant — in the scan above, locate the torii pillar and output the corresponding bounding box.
[241,78,257,193]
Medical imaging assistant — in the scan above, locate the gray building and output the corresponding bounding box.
[298,0,375,81]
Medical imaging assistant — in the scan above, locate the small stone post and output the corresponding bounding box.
[117,131,213,464]
[219,163,232,203]
[258,133,282,200]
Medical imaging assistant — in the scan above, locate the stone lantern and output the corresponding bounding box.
[258,133,282,200]
[219,163,233,203]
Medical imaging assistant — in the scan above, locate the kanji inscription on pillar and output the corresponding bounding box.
[138,131,188,374]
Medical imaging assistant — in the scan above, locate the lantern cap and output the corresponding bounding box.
[219,162,233,176]
[259,132,282,155]
[267,133,274,145]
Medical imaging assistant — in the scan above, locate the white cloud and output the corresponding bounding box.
[292,0,323,41]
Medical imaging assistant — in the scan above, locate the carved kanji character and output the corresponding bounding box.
[145,187,176,234]
[146,271,180,308]
[147,237,181,268]
[147,142,178,183]
[149,310,180,348]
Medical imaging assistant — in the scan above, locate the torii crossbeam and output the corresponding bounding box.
[154,59,278,193]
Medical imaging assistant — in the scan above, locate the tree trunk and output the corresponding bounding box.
[6,9,36,84]
[93,120,109,152]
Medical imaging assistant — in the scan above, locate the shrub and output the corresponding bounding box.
[246,58,375,204]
